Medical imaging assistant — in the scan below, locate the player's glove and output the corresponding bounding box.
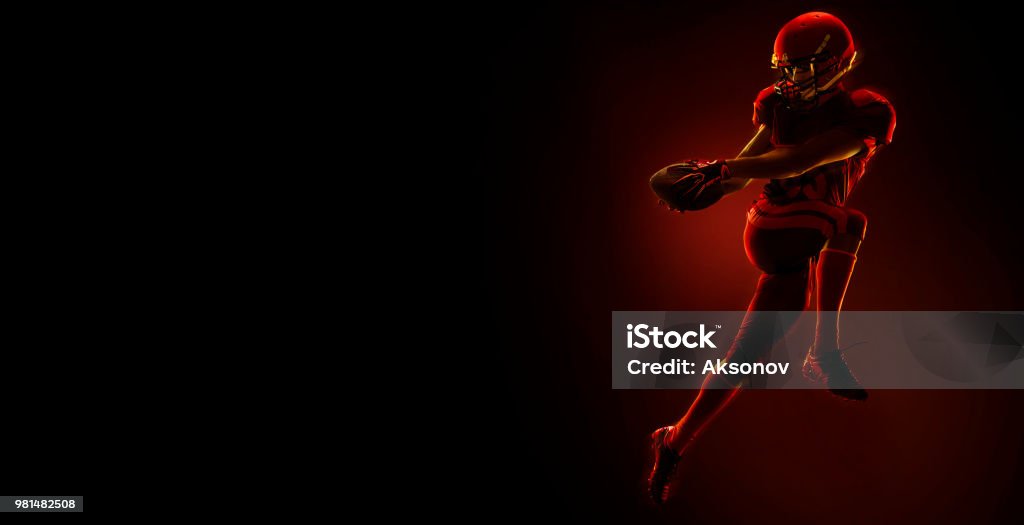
[649,160,731,212]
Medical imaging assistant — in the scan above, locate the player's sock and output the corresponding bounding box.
[668,375,741,453]
[811,248,857,356]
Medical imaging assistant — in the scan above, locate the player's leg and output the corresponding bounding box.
[663,226,817,455]
[648,204,827,504]
[650,271,812,503]
[804,208,868,399]
[663,268,814,455]
[811,208,867,355]
[745,199,870,398]
[649,223,819,504]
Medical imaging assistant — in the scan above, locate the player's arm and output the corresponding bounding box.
[724,127,866,180]
[722,124,772,194]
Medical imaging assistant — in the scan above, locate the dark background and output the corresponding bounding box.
[471,1,1024,522]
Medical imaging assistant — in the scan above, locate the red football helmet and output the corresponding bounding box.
[772,12,859,108]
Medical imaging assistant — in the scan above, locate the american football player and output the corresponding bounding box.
[647,11,895,504]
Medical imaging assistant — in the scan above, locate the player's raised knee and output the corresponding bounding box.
[845,208,868,240]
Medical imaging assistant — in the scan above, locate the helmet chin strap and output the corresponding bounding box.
[816,51,860,93]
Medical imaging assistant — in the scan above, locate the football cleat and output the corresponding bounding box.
[648,426,682,504]
[803,347,868,401]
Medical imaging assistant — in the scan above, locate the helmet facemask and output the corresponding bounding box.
[772,51,857,110]
[773,54,841,109]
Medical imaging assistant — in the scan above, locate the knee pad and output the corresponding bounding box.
[843,208,868,240]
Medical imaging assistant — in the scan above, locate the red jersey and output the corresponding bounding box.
[751,86,896,206]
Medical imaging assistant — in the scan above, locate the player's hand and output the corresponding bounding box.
[649,160,731,213]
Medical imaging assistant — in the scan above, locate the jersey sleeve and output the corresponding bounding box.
[844,89,897,149]
[752,86,779,127]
